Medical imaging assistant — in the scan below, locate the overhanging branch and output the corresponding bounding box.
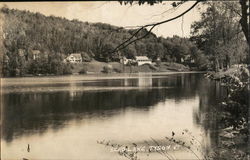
[108,0,202,55]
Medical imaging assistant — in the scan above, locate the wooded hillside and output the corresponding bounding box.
[1,5,247,77]
[0,7,205,76]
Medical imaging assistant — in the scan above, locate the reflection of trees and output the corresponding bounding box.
[193,78,228,157]
[2,73,204,142]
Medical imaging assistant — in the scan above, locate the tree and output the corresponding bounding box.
[112,0,201,55]
[0,8,5,77]
[239,0,249,43]
[1,1,248,76]
[115,0,249,66]
[190,2,248,70]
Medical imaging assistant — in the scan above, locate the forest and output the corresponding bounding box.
[0,2,248,77]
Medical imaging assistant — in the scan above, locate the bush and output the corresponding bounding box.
[113,68,122,73]
[102,65,113,73]
[155,59,161,67]
[79,68,87,74]
[81,52,92,62]
[149,64,158,70]
[164,62,189,71]
[62,64,72,75]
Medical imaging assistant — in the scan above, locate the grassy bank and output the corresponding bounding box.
[204,65,249,159]
[71,60,190,74]
[204,65,248,80]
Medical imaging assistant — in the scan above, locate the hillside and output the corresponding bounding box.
[0,6,202,76]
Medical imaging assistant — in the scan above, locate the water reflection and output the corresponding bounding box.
[1,73,224,160]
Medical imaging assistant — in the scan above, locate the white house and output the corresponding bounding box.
[65,53,82,63]
[32,50,41,60]
[135,56,152,66]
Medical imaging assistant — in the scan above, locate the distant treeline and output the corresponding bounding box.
[0,5,246,77]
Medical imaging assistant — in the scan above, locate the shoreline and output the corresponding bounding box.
[1,71,206,81]
[1,71,206,94]
[204,66,249,159]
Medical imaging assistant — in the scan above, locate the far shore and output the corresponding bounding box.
[3,60,204,78]
[1,71,206,94]
[2,71,206,86]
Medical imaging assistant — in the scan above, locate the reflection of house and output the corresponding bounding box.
[65,53,82,63]
[138,76,153,87]
[124,78,138,86]
[69,81,78,99]
[123,76,152,87]
[135,56,152,66]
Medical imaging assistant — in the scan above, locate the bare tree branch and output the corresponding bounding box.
[113,27,144,51]
[140,1,201,28]
[108,0,201,55]
[149,3,182,20]
[114,25,155,53]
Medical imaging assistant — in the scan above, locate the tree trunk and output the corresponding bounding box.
[214,58,220,72]
[239,0,249,43]
[239,0,249,65]
[226,55,231,69]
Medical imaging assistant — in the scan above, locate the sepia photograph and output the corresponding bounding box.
[0,0,249,160]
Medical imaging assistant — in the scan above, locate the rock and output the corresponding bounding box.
[221,141,235,147]
[222,126,233,131]
[219,131,236,139]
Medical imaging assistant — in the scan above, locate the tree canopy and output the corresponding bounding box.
[1,6,202,76]
[191,2,248,70]
[0,1,248,77]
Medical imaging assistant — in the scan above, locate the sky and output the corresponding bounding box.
[0,1,202,38]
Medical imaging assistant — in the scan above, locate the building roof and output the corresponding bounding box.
[135,56,150,60]
[32,50,40,55]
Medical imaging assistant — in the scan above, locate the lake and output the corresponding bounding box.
[1,73,226,160]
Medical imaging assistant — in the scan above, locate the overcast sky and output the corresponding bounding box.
[1,1,202,38]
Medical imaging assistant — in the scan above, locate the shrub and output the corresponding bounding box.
[149,64,158,70]
[113,68,122,73]
[62,64,72,75]
[79,68,87,74]
[81,52,92,62]
[155,59,161,67]
[102,65,113,73]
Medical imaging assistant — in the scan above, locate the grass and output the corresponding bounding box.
[205,65,243,80]
[97,130,207,160]
[69,60,191,74]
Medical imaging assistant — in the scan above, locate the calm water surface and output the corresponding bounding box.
[1,73,226,160]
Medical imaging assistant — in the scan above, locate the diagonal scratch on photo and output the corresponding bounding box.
[0,0,249,160]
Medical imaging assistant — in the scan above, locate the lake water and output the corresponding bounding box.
[1,73,226,160]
